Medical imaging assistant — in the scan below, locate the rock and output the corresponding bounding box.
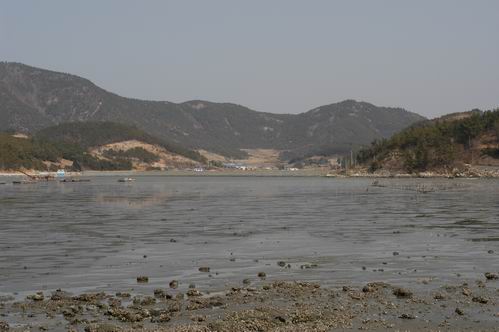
[393,287,413,298]
[74,292,106,302]
[116,292,131,298]
[186,289,202,297]
[242,278,251,285]
[362,285,375,293]
[132,296,156,306]
[277,261,286,267]
[462,287,472,296]
[136,276,149,283]
[434,293,445,300]
[151,313,171,323]
[153,289,172,299]
[472,296,488,304]
[169,280,178,289]
[27,292,44,301]
[393,251,400,256]
[484,272,498,280]
[399,313,416,319]
[191,315,206,322]
[257,272,266,278]
[50,289,70,301]
[84,323,122,332]
[455,307,464,316]
[0,321,9,332]
[188,283,196,289]
[275,315,286,323]
[487,250,494,254]
[106,308,143,322]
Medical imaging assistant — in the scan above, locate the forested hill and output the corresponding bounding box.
[357,109,499,173]
[0,122,205,171]
[0,62,424,159]
[35,122,205,162]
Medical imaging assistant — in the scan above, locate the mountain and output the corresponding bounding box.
[0,62,425,159]
[356,109,499,174]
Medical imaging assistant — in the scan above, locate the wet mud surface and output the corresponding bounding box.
[0,176,498,330]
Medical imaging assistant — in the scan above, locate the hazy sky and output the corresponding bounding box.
[1,1,498,117]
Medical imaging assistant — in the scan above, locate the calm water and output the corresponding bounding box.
[0,176,498,297]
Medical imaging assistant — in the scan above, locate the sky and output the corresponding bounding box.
[1,0,498,118]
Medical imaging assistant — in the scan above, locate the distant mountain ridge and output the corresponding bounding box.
[0,62,425,158]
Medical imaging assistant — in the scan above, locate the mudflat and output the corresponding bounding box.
[0,176,497,331]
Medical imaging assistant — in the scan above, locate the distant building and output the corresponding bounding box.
[223,163,248,170]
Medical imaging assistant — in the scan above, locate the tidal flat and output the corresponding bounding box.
[0,176,497,331]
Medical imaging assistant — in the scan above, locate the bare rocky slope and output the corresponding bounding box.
[0,62,425,159]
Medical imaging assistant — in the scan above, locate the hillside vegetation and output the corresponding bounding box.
[35,122,205,162]
[357,109,499,173]
[0,122,205,171]
[0,62,424,159]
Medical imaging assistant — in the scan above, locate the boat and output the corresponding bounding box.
[12,180,36,185]
[60,178,91,183]
[118,177,136,182]
[56,169,66,178]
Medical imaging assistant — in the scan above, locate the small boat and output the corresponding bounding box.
[60,178,91,183]
[12,180,36,185]
[56,169,66,178]
[118,177,135,182]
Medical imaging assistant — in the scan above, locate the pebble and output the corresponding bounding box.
[169,280,178,289]
[484,272,498,280]
[199,267,210,273]
[277,261,286,267]
[393,287,413,298]
[472,296,488,304]
[258,272,266,278]
[399,313,416,319]
[455,307,464,315]
[186,289,202,297]
[462,288,471,296]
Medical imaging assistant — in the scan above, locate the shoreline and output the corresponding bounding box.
[1,277,497,331]
[2,168,499,179]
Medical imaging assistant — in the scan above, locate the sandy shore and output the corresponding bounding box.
[1,275,497,332]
